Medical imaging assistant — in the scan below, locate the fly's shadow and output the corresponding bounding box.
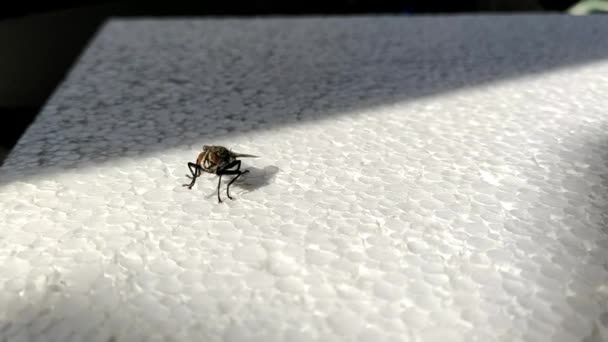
[234,165,279,191]
[202,165,279,199]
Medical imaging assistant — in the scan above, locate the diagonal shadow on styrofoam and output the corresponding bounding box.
[2,15,608,185]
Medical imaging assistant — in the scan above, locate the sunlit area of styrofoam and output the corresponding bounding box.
[1,16,608,342]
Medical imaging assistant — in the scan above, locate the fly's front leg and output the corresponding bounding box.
[183,162,201,189]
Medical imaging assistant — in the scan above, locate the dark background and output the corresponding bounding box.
[0,0,579,164]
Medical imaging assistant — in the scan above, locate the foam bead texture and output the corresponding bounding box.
[1,15,608,341]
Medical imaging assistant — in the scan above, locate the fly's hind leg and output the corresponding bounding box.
[216,160,249,200]
[216,174,223,203]
[227,169,249,199]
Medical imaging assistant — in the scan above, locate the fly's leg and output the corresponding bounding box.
[227,169,249,199]
[217,174,223,203]
[183,162,201,189]
[216,160,249,201]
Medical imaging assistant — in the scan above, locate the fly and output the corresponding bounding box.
[183,145,258,203]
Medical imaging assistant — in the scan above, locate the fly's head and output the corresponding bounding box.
[198,145,234,173]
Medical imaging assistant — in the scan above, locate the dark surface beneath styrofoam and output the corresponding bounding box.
[1,15,608,341]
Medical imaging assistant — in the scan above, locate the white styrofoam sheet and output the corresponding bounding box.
[1,15,608,342]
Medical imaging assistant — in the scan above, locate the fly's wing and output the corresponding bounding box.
[232,152,259,158]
